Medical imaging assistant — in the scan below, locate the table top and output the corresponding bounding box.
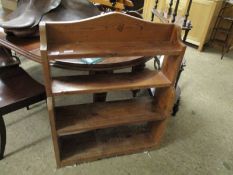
[0,28,151,70]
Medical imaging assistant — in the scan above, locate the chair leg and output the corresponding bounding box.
[93,93,107,102]
[182,30,190,42]
[172,98,180,116]
[0,115,6,160]
[131,63,145,97]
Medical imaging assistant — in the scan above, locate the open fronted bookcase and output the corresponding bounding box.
[40,12,186,168]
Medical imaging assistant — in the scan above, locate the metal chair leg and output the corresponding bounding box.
[0,115,6,160]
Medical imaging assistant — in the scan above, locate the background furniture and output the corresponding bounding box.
[143,0,224,51]
[40,12,186,168]
[151,0,193,42]
[0,47,46,159]
[210,0,233,59]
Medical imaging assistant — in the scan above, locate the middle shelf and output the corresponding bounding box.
[55,97,165,136]
[52,69,171,95]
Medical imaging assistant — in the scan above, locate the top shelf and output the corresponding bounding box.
[40,12,185,60]
[47,41,183,60]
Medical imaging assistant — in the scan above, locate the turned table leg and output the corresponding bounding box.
[91,63,146,101]
[90,70,113,103]
[131,63,146,97]
[0,115,6,160]
[93,93,108,102]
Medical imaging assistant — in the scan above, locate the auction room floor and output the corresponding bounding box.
[0,46,233,175]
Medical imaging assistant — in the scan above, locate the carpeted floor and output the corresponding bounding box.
[0,46,233,175]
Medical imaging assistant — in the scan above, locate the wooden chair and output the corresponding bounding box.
[40,12,186,167]
[0,47,46,159]
[151,0,193,42]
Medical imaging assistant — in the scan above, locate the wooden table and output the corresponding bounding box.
[0,31,46,160]
[0,30,150,70]
[0,29,150,100]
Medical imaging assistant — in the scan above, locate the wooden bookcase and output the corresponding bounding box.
[40,12,186,168]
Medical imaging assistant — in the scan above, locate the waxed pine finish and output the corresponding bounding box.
[40,12,186,168]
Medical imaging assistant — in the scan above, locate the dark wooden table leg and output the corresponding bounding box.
[0,115,6,160]
[182,29,190,43]
[93,93,108,102]
[131,63,146,97]
[90,70,113,103]
[91,63,146,101]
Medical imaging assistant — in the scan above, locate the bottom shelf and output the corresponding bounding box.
[59,123,159,167]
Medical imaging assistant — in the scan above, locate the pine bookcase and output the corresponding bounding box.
[40,12,186,168]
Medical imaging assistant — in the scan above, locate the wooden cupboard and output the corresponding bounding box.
[143,0,224,51]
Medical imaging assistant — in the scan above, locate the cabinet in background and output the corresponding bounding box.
[143,0,224,51]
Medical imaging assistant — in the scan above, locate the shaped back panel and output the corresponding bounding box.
[40,12,184,60]
[41,12,175,45]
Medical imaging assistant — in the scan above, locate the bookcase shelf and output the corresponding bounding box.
[60,126,158,167]
[55,97,164,136]
[52,69,171,96]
